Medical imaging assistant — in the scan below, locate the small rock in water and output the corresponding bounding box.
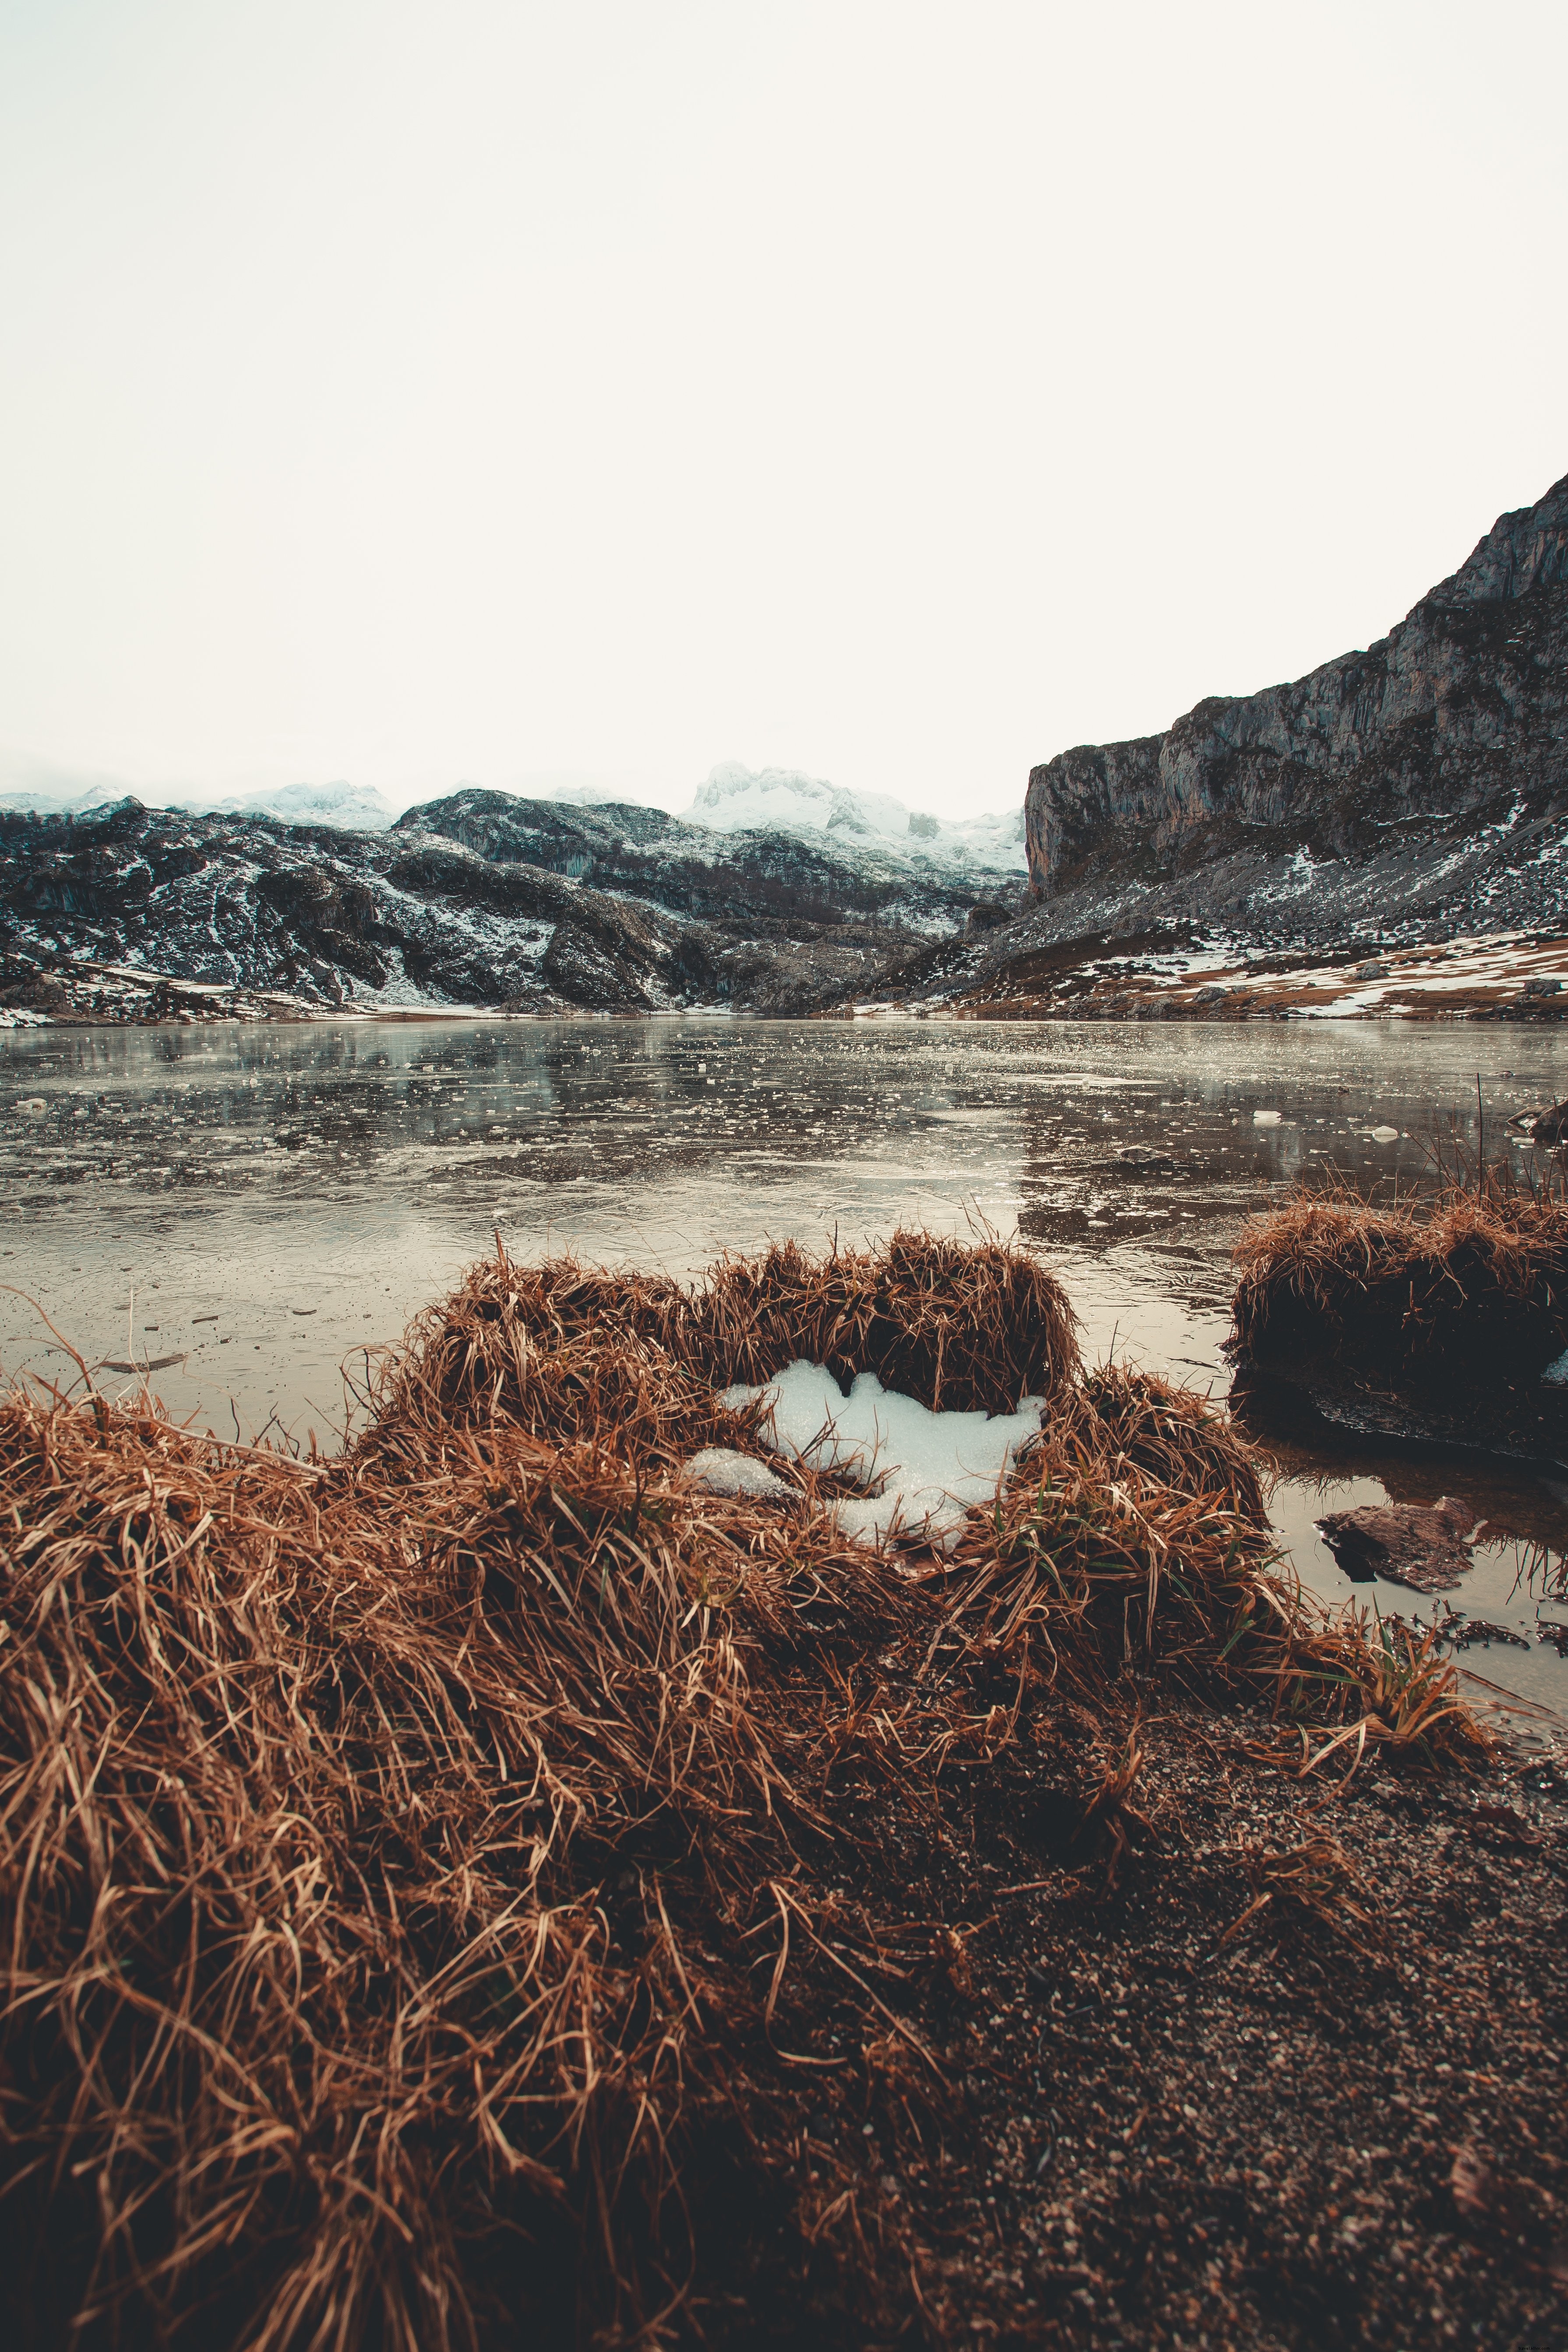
[1510,1095,1568,1145]
[1316,1495,1477,1593]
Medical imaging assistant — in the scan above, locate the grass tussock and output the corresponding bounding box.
[375,1227,1083,1434]
[0,1231,1490,2349]
[1230,1180,1568,1382]
[1216,1833,1382,1956]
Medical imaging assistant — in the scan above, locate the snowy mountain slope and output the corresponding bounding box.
[516,779,654,810]
[1,764,1025,879]
[680,762,1027,875]
[872,476,1568,1015]
[1025,471,1568,911]
[0,779,161,817]
[0,795,958,1018]
[395,787,1007,935]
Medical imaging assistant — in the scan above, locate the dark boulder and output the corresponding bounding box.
[1316,1495,1477,1592]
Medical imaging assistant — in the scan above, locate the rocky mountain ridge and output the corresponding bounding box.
[0,785,1015,1022]
[2,761,1027,874]
[849,473,1568,1021]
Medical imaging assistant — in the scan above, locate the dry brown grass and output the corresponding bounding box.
[1216,1833,1382,1956]
[1230,1179,1568,1381]
[0,1231,1490,2349]
[370,1227,1083,1434]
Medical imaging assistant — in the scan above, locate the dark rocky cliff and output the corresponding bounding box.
[1024,474,1568,922]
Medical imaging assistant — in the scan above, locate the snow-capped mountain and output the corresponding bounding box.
[195,780,398,830]
[0,778,397,830]
[0,778,152,817]
[0,783,994,1022]
[1,761,1025,870]
[518,783,638,811]
[681,762,1026,875]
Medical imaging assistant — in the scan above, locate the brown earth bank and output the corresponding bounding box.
[863,927,1568,1026]
[721,1700,1568,2352]
[3,1234,1564,2350]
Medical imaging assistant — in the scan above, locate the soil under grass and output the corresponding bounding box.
[1,1232,1562,2350]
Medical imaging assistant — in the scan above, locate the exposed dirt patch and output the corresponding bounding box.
[713,1701,1568,2351]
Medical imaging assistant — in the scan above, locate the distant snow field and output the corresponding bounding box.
[679,762,1027,874]
[0,778,398,831]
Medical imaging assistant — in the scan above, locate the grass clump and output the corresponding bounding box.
[1230,1181,1568,1385]
[0,1231,1490,2349]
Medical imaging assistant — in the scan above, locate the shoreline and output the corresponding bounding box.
[7,927,1568,1030]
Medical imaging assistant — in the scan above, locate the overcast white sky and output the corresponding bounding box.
[1,0,1564,820]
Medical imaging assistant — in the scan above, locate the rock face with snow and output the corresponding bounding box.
[0,786,1007,1019]
[1021,472,1568,943]
[395,786,994,931]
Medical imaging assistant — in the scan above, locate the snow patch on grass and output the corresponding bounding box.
[719,1360,1045,1551]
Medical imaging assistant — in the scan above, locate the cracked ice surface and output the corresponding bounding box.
[719,1360,1045,1551]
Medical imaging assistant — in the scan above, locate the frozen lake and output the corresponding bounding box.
[4,1012,1567,1707]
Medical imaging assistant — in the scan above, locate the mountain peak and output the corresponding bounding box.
[1428,470,1568,607]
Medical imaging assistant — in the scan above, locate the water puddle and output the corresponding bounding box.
[4,1013,1566,1705]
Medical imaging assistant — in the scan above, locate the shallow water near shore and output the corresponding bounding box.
[5,1013,1567,1706]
